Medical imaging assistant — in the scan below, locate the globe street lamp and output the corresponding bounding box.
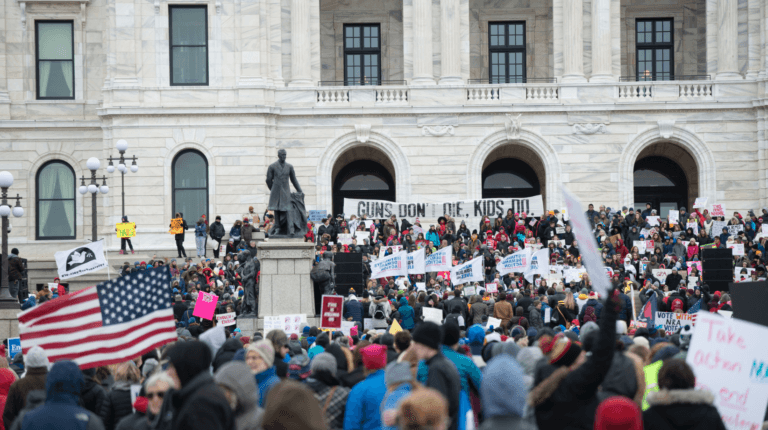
[106,140,138,218]
[0,171,24,306]
[79,158,108,242]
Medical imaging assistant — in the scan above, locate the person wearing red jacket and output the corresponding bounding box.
[53,277,66,297]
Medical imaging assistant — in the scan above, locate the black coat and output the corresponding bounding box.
[99,383,134,430]
[424,353,462,430]
[170,373,234,430]
[172,302,188,322]
[642,389,727,430]
[209,221,226,240]
[212,339,243,372]
[81,377,107,416]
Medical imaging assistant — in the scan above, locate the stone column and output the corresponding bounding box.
[269,0,284,86]
[716,0,741,80]
[0,10,10,118]
[438,0,462,85]
[590,0,612,82]
[112,0,139,86]
[289,0,313,86]
[412,0,435,85]
[746,0,760,79]
[562,0,586,82]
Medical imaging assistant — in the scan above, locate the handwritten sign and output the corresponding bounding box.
[485,282,498,293]
[727,243,744,256]
[463,286,477,297]
[337,234,353,245]
[727,224,744,236]
[686,222,699,235]
[263,316,282,332]
[116,222,136,238]
[734,267,754,282]
[487,317,502,329]
[216,312,236,327]
[308,210,327,222]
[652,269,669,284]
[712,220,728,237]
[633,240,647,254]
[192,292,218,321]
[341,321,355,336]
[711,204,725,218]
[169,218,184,234]
[655,311,694,333]
[646,216,660,226]
[693,197,708,208]
[687,261,702,274]
[668,210,679,225]
[686,312,768,430]
[423,307,443,325]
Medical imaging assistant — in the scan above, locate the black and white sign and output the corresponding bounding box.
[344,196,545,220]
[54,240,108,280]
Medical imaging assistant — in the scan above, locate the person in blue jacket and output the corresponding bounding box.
[426,225,441,248]
[440,321,483,430]
[246,340,280,408]
[344,294,364,327]
[343,344,388,430]
[380,361,415,430]
[397,297,416,330]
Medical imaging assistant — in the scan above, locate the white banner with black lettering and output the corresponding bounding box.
[54,239,109,280]
[344,196,545,220]
[407,248,426,274]
[425,246,452,272]
[497,248,531,276]
[370,250,408,279]
[451,257,484,286]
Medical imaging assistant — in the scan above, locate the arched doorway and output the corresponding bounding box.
[480,144,546,211]
[633,142,698,218]
[332,147,396,216]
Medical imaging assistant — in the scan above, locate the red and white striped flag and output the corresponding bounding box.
[18,266,177,369]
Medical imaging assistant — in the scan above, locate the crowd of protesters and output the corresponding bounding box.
[6,202,765,429]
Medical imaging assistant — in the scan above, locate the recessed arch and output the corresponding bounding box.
[620,125,716,209]
[333,158,396,216]
[171,149,209,221]
[164,141,217,225]
[36,160,76,240]
[317,130,411,212]
[633,155,692,216]
[468,128,562,211]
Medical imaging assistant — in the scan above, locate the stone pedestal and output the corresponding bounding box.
[0,310,20,340]
[251,239,317,332]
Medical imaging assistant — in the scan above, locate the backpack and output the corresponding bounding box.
[583,306,597,323]
[444,312,462,328]
[373,303,386,320]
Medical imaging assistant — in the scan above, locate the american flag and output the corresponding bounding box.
[19,266,177,369]
[687,297,703,324]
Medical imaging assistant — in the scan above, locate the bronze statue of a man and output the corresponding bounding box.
[266,149,308,238]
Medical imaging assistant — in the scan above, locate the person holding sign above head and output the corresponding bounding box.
[170,213,189,258]
[116,216,135,255]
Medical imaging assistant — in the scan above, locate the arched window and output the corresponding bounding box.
[482,158,540,199]
[36,160,76,240]
[633,156,688,218]
[172,150,208,220]
[333,160,395,216]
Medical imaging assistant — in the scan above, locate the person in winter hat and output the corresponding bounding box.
[479,355,536,430]
[343,344,388,430]
[594,396,642,430]
[214,361,264,430]
[246,341,280,408]
[305,352,349,430]
[3,346,48,429]
[380,361,416,430]
[8,361,104,430]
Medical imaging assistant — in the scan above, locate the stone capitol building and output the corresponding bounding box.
[0,0,766,260]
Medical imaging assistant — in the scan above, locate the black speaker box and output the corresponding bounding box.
[334,253,362,263]
[702,269,733,281]
[701,248,733,260]
[701,259,732,271]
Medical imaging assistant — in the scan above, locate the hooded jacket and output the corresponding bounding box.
[3,366,47,430]
[479,356,537,430]
[213,362,263,430]
[396,298,415,330]
[100,380,134,430]
[0,369,16,430]
[642,389,726,430]
[212,339,244,373]
[10,361,104,430]
[79,372,105,414]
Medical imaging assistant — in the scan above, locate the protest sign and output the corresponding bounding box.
[169,218,184,234]
[54,240,109,281]
[734,267,754,282]
[524,248,551,283]
[529,219,537,227]
[485,282,498,293]
[344,196,545,220]
[727,224,744,236]
[763,224,768,235]
[389,319,403,335]
[281,314,306,335]
[563,267,587,284]
[423,307,443,325]
[193,292,219,321]
[687,276,698,286]
[116,222,136,238]
[378,245,402,258]
[464,286,477,296]
[416,282,426,291]
[686,222,699,235]
[693,197,708,208]
[337,234,353,245]
[652,269,670,284]
[220,243,226,254]
[407,248,426,274]
[341,321,355,336]
[654,311,694,333]
[371,251,407,279]
[308,210,327,222]
[363,319,373,330]
[354,231,369,244]
[727,243,744,256]
[320,295,344,329]
[497,248,530,276]
[633,240,647,254]
[639,228,651,238]
[646,216,660,226]
[711,203,725,217]
[263,316,281,332]
[555,227,565,235]
[687,312,768,430]
[48,283,58,292]
[451,257,484,286]
[644,240,654,250]
[711,220,728,237]
[216,312,236,327]
[425,246,452,272]
[7,338,20,359]
[687,261,702,274]
[487,317,502,329]
[668,210,679,225]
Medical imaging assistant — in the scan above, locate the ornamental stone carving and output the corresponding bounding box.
[573,123,607,135]
[421,125,455,136]
[658,119,676,139]
[506,114,522,139]
[354,124,371,143]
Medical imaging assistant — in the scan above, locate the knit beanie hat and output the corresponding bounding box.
[441,321,461,346]
[166,341,213,386]
[548,335,582,367]
[310,352,337,376]
[594,396,643,430]
[412,322,442,350]
[385,361,412,387]
[633,336,650,349]
[288,351,311,381]
[361,344,387,371]
[26,346,49,369]
[248,340,275,368]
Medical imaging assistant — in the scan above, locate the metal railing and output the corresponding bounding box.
[317,79,407,86]
[467,77,557,84]
[619,75,711,82]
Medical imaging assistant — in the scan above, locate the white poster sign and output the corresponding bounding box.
[263,316,282,332]
[487,317,502,329]
[727,243,744,256]
[422,307,444,325]
[711,203,726,217]
[686,312,768,430]
[485,282,498,293]
[337,234,353,245]
[407,248,426,274]
[646,216,660,226]
[425,246,453,272]
[654,311,694,333]
[693,197,708,208]
[451,257,484,286]
[652,269,670,284]
[341,321,356,336]
[379,245,403,258]
[280,314,307,335]
[54,239,109,280]
[633,240,647,254]
[216,312,237,327]
[496,248,531,276]
[668,210,679,225]
[371,251,408,279]
[344,196,546,220]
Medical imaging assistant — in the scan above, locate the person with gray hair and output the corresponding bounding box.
[305,352,349,430]
[114,372,175,430]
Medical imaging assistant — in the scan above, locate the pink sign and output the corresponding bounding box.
[711,204,725,217]
[193,292,219,321]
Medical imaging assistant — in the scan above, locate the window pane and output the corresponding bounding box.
[346,27,353,37]
[516,36,523,46]
[491,25,499,35]
[364,27,370,37]
[372,27,378,37]
[663,21,670,31]
[38,23,73,60]
[354,27,360,37]
[175,190,207,221]
[172,47,207,84]
[663,32,670,43]
[38,162,75,199]
[364,37,370,48]
[38,61,74,98]
[38,200,75,238]
[174,151,207,188]
[491,35,498,46]
[171,8,206,46]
